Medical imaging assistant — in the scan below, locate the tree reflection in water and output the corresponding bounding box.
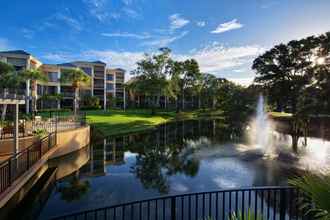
[115,119,242,194]
[57,173,90,202]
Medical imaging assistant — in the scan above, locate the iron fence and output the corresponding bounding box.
[51,186,311,220]
[0,112,86,139]
[0,132,56,194]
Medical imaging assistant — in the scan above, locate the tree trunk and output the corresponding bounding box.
[31,80,37,114]
[182,90,185,111]
[198,95,201,109]
[151,96,156,115]
[164,96,167,109]
[212,97,216,109]
[74,87,79,115]
[1,89,8,121]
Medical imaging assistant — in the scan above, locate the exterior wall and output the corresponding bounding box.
[0,50,111,111]
[106,68,126,108]
[51,125,90,158]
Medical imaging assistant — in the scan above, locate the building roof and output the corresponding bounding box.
[0,50,31,56]
[92,61,106,65]
[57,62,78,68]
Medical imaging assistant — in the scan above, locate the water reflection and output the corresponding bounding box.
[37,119,329,219]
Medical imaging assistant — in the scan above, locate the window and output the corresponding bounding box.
[81,67,92,76]
[107,83,114,91]
[107,74,114,81]
[48,72,58,82]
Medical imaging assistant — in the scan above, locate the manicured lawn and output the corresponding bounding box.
[85,109,223,136]
[269,111,293,118]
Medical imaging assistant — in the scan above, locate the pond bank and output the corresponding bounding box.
[86,109,224,136]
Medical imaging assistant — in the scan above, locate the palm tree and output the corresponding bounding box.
[0,61,24,120]
[289,173,330,220]
[22,68,48,114]
[60,68,91,115]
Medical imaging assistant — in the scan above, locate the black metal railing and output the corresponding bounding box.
[0,112,86,139]
[32,112,87,133]
[51,186,310,220]
[0,132,56,194]
[0,93,25,100]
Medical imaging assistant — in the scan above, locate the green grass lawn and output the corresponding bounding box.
[85,108,223,136]
[269,111,293,118]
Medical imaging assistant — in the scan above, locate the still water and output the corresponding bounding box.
[21,120,327,219]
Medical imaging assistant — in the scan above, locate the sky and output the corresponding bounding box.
[1,0,330,85]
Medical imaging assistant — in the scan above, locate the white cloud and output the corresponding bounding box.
[101,32,151,40]
[83,0,109,22]
[122,7,141,19]
[43,52,76,63]
[211,19,243,34]
[169,14,190,30]
[175,44,264,73]
[196,21,206,27]
[142,31,189,47]
[0,38,10,51]
[21,28,35,39]
[55,13,82,31]
[43,43,264,85]
[121,0,133,5]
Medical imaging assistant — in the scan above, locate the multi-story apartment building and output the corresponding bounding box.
[106,68,126,107]
[0,50,125,112]
[0,50,42,113]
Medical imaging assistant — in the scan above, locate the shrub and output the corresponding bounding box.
[81,95,101,110]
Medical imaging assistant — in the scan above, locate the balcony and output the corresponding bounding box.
[94,72,104,78]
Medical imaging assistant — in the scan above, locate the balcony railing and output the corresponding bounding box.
[0,94,25,100]
[0,132,56,194]
[50,186,310,220]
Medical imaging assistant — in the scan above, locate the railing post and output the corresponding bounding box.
[27,149,30,169]
[171,197,176,220]
[279,189,287,220]
[8,159,11,185]
[39,139,42,158]
[48,133,51,150]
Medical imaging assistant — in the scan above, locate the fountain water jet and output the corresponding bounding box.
[248,95,276,157]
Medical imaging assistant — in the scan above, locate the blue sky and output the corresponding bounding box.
[1,0,330,84]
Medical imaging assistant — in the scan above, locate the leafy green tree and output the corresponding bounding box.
[22,68,48,113]
[60,68,91,115]
[174,59,201,111]
[131,48,173,114]
[0,61,24,120]
[201,73,218,109]
[252,38,317,113]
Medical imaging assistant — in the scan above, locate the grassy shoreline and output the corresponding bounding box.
[86,109,223,136]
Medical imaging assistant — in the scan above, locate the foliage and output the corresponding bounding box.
[40,94,63,101]
[252,32,330,114]
[289,173,330,220]
[60,68,91,88]
[33,128,48,139]
[0,61,24,91]
[229,209,263,220]
[21,68,48,112]
[81,94,101,110]
[130,48,173,114]
[60,68,91,114]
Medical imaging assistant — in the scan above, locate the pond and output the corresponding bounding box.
[14,119,330,220]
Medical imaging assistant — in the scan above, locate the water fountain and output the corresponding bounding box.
[248,95,276,157]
